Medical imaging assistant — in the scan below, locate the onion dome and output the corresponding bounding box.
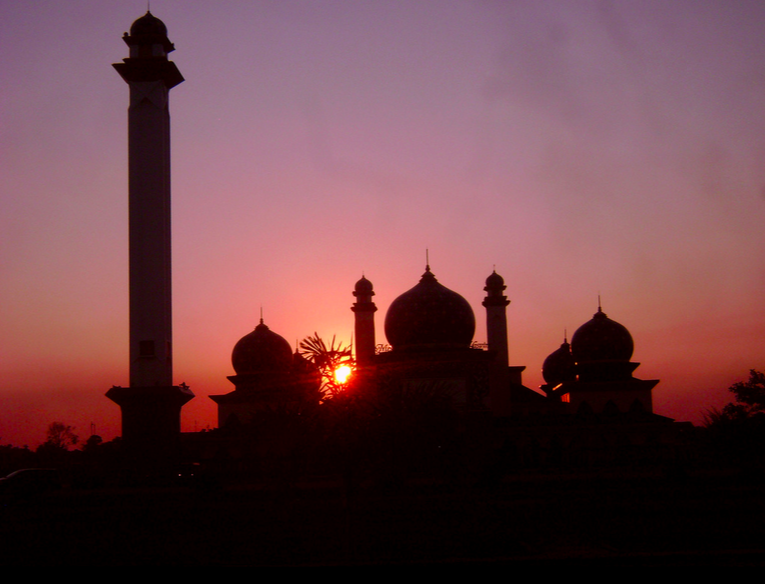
[354,275,374,294]
[384,265,475,351]
[130,11,168,37]
[485,270,505,291]
[231,319,293,374]
[542,338,576,386]
[571,306,634,363]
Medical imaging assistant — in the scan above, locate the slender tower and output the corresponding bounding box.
[482,270,510,368]
[107,12,193,452]
[351,276,377,366]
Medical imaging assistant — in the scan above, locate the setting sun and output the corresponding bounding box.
[334,365,352,385]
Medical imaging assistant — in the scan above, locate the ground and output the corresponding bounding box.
[1,468,764,565]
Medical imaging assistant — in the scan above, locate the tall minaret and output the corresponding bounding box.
[107,12,193,452]
[482,270,510,368]
[351,276,377,366]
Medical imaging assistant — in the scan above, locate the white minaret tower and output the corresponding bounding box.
[107,12,193,453]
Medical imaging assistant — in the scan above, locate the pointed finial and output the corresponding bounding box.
[564,328,568,343]
[425,248,430,270]
[260,305,264,324]
[597,293,602,312]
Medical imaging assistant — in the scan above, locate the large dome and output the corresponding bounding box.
[571,307,634,363]
[384,266,475,351]
[231,320,293,375]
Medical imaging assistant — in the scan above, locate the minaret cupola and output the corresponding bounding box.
[125,11,174,58]
[114,11,183,88]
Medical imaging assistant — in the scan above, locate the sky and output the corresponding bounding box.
[2,0,764,447]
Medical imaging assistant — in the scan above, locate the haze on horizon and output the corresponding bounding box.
[2,0,764,447]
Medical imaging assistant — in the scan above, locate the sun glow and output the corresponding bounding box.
[334,365,352,385]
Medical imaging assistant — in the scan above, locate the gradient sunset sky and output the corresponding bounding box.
[2,1,764,447]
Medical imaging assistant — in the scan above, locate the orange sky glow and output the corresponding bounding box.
[2,1,764,447]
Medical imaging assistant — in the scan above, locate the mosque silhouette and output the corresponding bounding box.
[214,265,663,426]
[109,12,680,467]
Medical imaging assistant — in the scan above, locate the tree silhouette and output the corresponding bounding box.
[299,333,354,400]
[42,422,79,451]
[727,369,765,418]
[706,369,765,424]
[704,370,765,468]
[35,422,79,465]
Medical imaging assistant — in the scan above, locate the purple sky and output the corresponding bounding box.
[2,0,764,447]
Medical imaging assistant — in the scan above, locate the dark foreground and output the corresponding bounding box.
[2,469,764,566]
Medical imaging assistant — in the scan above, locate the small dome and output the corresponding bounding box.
[130,11,168,37]
[354,276,374,294]
[571,307,634,363]
[384,266,475,351]
[231,320,293,375]
[485,270,505,291]
[542,339,576,385]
